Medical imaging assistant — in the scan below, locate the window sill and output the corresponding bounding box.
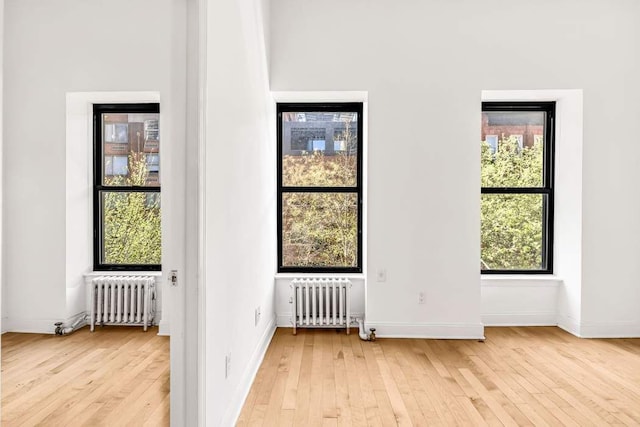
[85,271,162,278]
[481,275,562,287]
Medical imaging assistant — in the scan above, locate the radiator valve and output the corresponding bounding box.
[54,322,64,335]
[369,328,376,341]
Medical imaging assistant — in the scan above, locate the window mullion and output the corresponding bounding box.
[281,186,358,194]
[96,186,161,193]
[481,187,550,194]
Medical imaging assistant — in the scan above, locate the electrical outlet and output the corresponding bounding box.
[376,268,387,282]
[418,292,425,304]
[225,354,231,379]
[255,306,261,326]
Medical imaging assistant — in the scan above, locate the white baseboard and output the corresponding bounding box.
[277,315,483,339]
[557,313,581,337]
[557,314,640,338]
[365,321,485,339]
[158,318,170,336]
[276,312,365,328]
[224,315,277,426]
[482,312,557,326]
[5,312,89,334]
[5,317,63,334]
[5,310,162,335]
[579,320,640,338]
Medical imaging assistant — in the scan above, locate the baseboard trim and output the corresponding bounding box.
[5,311,161,335]
[482,312,557,326]
[556,315,640,338]
[158,318,170,336]
[5,317,64,334]
[578,320,640,338]
[557,313,581,337]
[275,317,484,339]
[365,321,485,339]
[224,315,277,426]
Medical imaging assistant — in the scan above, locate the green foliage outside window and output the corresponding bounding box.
[481,136,544,270]
[103,152,161,265]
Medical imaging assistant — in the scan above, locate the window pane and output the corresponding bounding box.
[102,113,160,187]
[282,111,358,187]
[101,191,161,265]
[481,193,545,271]
[112,156,128,175]
[104,123,129,143]
[481,111,545,187]
[105,156,113,175]
[282,192,358,268]
[146,154,160,172]
[485,135,498,154]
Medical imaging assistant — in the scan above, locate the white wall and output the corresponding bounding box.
[203,0,276,425]
[579,8,640,337]
[184,0,204,424]
[0,0,4,335]
[270,0,640,338]
[481,277,560,326]
[3,0,186,333]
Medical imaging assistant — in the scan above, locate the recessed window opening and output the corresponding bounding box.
[93,103,161,271]
[481,102,555,274]
[277,103,363,273]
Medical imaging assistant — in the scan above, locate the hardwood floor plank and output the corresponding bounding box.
[321,332,338,419]
[395,340,442,425]
[340,333,367,425]
[282,328,306,410]
[413,340,471,425]
[350,334,384,426]
[374,341,416,425]
[293,330,314,426]
[332,332,353,425]
[308,330,325,426]
[384,340,427,425]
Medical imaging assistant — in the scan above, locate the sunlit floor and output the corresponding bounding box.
[239,327,640,426]
[2,325,169,426]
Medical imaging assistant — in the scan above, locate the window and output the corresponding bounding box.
[146,154,160,172]
[512,134,524,150]
[104,123,129,143]
[277,103,363,273]
[93,103,161,270]
[481,102,554,273]
[485,135,498,154]
[104,155,128,176]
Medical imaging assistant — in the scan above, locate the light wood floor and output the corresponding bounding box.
[1,326,169,426]
[238,327,640,426]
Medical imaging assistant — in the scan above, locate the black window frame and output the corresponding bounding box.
[93,103,161,271]
[277,102,364,273]
[481,101,555,275]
